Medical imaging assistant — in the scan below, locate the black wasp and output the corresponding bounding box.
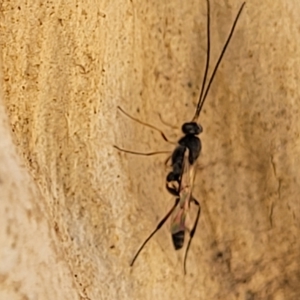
[114,0,246,271]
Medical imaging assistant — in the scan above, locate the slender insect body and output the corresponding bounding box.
[167,131,202,184]
[169,148,200,272]
[114,0,246,273]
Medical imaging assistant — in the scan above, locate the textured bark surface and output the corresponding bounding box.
[0,0,299,299]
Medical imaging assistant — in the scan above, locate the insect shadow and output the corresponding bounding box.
[114,0,246,273]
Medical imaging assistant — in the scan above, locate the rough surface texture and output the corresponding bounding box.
[0,0,299,299]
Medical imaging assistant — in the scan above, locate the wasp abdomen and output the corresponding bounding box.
[172,231,185,250]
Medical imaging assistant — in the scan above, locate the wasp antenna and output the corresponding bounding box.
[193,2,246,121]
[193,0,211,122]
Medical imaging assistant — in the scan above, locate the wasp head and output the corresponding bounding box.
[181,122,203,135]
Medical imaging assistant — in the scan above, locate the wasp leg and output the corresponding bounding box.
[117,106,177,145]
[130,198,180,267]
[165,181,179,197]
[183,197,201,275]
[113,145,171,156]
[157,111,179,130]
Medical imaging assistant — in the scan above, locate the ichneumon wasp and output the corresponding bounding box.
[114,0,246,272]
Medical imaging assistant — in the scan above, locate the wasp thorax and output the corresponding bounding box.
[181,122,203,135]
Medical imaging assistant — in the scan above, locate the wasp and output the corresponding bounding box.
[114,0,246,271]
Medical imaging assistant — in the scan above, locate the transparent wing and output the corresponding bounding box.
[170,149,195,242]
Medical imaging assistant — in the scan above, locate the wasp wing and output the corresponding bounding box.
[170,148,196,250]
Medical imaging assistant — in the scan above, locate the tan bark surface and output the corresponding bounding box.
[0,0,299,299]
